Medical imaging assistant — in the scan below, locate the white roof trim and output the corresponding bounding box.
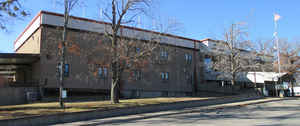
[14,15,41,51]
[40,12,201,49]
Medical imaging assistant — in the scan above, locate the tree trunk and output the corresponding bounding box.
[291,81,295,97]
[111,79,119,104]
[231,79,235,94]
[59,85,64,108]
[275,80,279,97]
[111,28,119,103]
[110,59,119,104]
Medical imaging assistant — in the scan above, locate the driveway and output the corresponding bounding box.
[53,97,300,126]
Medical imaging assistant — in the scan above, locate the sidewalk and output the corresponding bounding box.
[0,95,282,126]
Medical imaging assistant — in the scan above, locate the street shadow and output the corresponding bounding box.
[256,124,286,126]
[76,99,300,126]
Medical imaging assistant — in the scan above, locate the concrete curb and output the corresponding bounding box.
[0,96,278,126]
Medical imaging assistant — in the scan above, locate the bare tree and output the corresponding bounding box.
[57,0,80,108]
[255,39,275,72]
[0,0,28,30]
[212,23,259,92]
[276,39,300,74]
[99,0,164,104]
[277,39,300,88]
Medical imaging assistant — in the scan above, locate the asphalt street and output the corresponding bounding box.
[53,97,300,126]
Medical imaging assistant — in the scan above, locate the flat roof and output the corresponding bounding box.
[14,11,204,51]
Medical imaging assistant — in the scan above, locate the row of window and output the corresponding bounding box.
[159,50,193,63]
[59,64,109,78]
[58,63,193,82]
[98,68,171,81]
[98,67,108,78]
[218,81,232,88]
[160,50,168,59]
[136,47,192,62]
[56,54,192,78]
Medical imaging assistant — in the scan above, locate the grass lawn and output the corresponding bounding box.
[0,97,216,120]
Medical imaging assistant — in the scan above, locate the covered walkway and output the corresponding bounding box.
[0,53,40,87]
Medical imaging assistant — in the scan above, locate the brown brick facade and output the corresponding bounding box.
[25,25,204,96]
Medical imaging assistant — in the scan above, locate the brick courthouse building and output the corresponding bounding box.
[13,11,205,98]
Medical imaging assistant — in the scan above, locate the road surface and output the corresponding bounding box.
[53,97,300,126]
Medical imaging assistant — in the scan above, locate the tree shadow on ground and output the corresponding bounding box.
[77,99,300,126]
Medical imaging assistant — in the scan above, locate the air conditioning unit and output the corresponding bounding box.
[26,92,38,102]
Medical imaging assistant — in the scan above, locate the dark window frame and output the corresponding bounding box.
[97,65,108,79]
[64,64,69,77]
[57,63,70,77]
[160,49,169,60]
[185,53,193,64]
[132,69,142,80]
[160,72,169,81]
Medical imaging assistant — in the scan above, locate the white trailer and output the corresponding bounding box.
[291,87,300,96]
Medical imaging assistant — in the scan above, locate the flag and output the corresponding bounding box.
[274,13,281,21]
[273,32,277,37]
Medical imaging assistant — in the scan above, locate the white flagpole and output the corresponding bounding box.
[100,8,103,21]
[274,13,281,96]
[275,20,281,75]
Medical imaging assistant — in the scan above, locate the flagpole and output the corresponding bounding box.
[274,13,281,96]
[275,21,281,76]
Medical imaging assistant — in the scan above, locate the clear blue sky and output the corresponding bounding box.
[1,0,300,53]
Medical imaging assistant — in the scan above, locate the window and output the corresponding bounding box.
[136,47,141,53]
[204,57,212,71]
[98,67,102,77]
[103,67,108,77]
[160,49,168,59]
[165,72,169,80]
[132,70,142,80]
[160,72,169,80]
[57,63,69,77]
[64,64,69,77]
[185,54,189,61]
[56,63,60,78]
[219,81,233,88]
[185,54,192,64]
[224,81,232,88]
[98,66,108,78]
[219,81,225,87]
[161,72,164,79]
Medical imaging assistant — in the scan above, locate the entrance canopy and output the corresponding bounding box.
[0,53,39,65]
[0,53,40,76]
[246,72,287,83]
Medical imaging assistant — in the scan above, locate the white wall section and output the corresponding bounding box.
[14,15,41,51]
